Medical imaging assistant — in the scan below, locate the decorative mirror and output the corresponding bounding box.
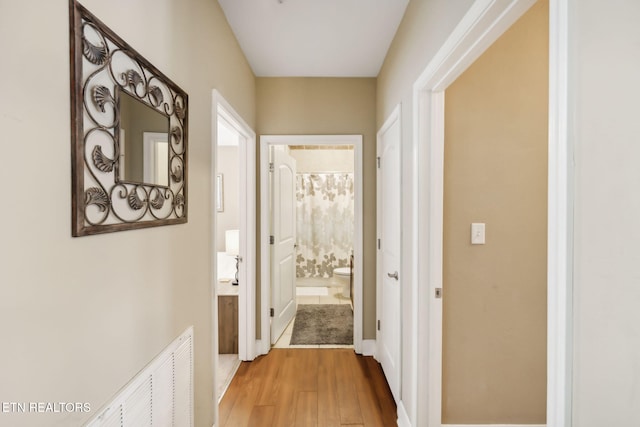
[69,1,188,236]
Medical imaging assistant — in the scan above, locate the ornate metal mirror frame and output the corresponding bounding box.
[69,1,188,236]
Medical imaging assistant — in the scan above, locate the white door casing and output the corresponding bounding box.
[270,147,297,344]
[259,135,364,355]
[212,91,257,363]
[377,105,402,402]
[211,89,257,425]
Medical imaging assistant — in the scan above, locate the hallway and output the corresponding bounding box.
[219,349,397,426]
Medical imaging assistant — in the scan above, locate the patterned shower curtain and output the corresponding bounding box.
[296,173,354,278]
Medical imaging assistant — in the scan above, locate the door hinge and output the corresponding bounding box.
[377,238,381,250]
[435,288,442,299]
[270,308,274,317]
[377,320,381,331]
[377,156,381,168]
[269,235,274,245]
[269,162,274,172]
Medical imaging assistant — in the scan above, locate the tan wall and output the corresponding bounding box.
[442,1,548,423]
[216,146,240,252]
[0,0,254,425]
[256,77,377,339]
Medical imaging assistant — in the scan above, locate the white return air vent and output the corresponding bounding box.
[86,327,194,427]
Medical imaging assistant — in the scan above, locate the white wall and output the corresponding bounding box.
[571,0,640,424]
[0,1,254,425]
[216,146,240,252]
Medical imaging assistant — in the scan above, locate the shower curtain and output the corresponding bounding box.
[296,173,354,278]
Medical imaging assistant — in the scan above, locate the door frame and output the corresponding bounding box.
[376,104,402,401]
[211,90,257,385]
[411,0,571,426]
[259,134,364,355]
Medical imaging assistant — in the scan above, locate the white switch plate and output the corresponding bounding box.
[471,223,485,244]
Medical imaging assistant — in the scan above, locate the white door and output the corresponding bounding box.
[377,110,401,402]
[270,147,297,344]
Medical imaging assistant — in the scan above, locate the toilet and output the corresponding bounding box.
[333,267,351,298]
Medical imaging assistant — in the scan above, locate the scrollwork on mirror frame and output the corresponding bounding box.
[69,0,188,236]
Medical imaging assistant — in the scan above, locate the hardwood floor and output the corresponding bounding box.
[219,349,397,427]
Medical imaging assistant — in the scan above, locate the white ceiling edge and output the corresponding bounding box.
[218,0,409,77]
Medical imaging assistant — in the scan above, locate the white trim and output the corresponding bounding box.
[259,135,364,355]
[412,0,571,426]
[397,401,411,427]
[361,339,377,357]
[212,90,257,362]
[547,0,572,426]
[413,0,537,93]
[211,90,257,425]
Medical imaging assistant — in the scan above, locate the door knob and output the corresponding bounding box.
[387,271,399,280]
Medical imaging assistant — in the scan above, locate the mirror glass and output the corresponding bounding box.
[118,90,170,187]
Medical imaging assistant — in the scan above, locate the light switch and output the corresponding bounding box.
[471,223,485,245]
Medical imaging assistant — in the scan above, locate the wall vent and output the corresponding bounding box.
[85,327,194,427]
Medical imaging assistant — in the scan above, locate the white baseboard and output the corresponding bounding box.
[444,425,546,427]
[361,339,376,356]
[396,401,411,427]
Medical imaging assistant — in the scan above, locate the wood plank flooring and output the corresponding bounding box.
[219,349,397,427]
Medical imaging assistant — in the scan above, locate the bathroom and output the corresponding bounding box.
[272,143,356,348]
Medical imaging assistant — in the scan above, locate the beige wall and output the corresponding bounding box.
[377,0,476,125]
[442,1,548,423]
[0,0,254,425]
[216,146,240,252]
[256,77,377,339]
[571,0,640,424]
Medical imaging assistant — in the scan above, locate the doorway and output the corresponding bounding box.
[211,91,256,408]
[411,0,570,426]
[259,135,364,355]
[441,1,548,423]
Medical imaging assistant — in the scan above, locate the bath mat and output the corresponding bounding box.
[290,304,353,345]
[296,286,329,296]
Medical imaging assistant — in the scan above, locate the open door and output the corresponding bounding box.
[270,146,297,344]
[377,108,402,402]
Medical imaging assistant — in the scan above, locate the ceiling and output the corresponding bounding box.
[217,0,410,77]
